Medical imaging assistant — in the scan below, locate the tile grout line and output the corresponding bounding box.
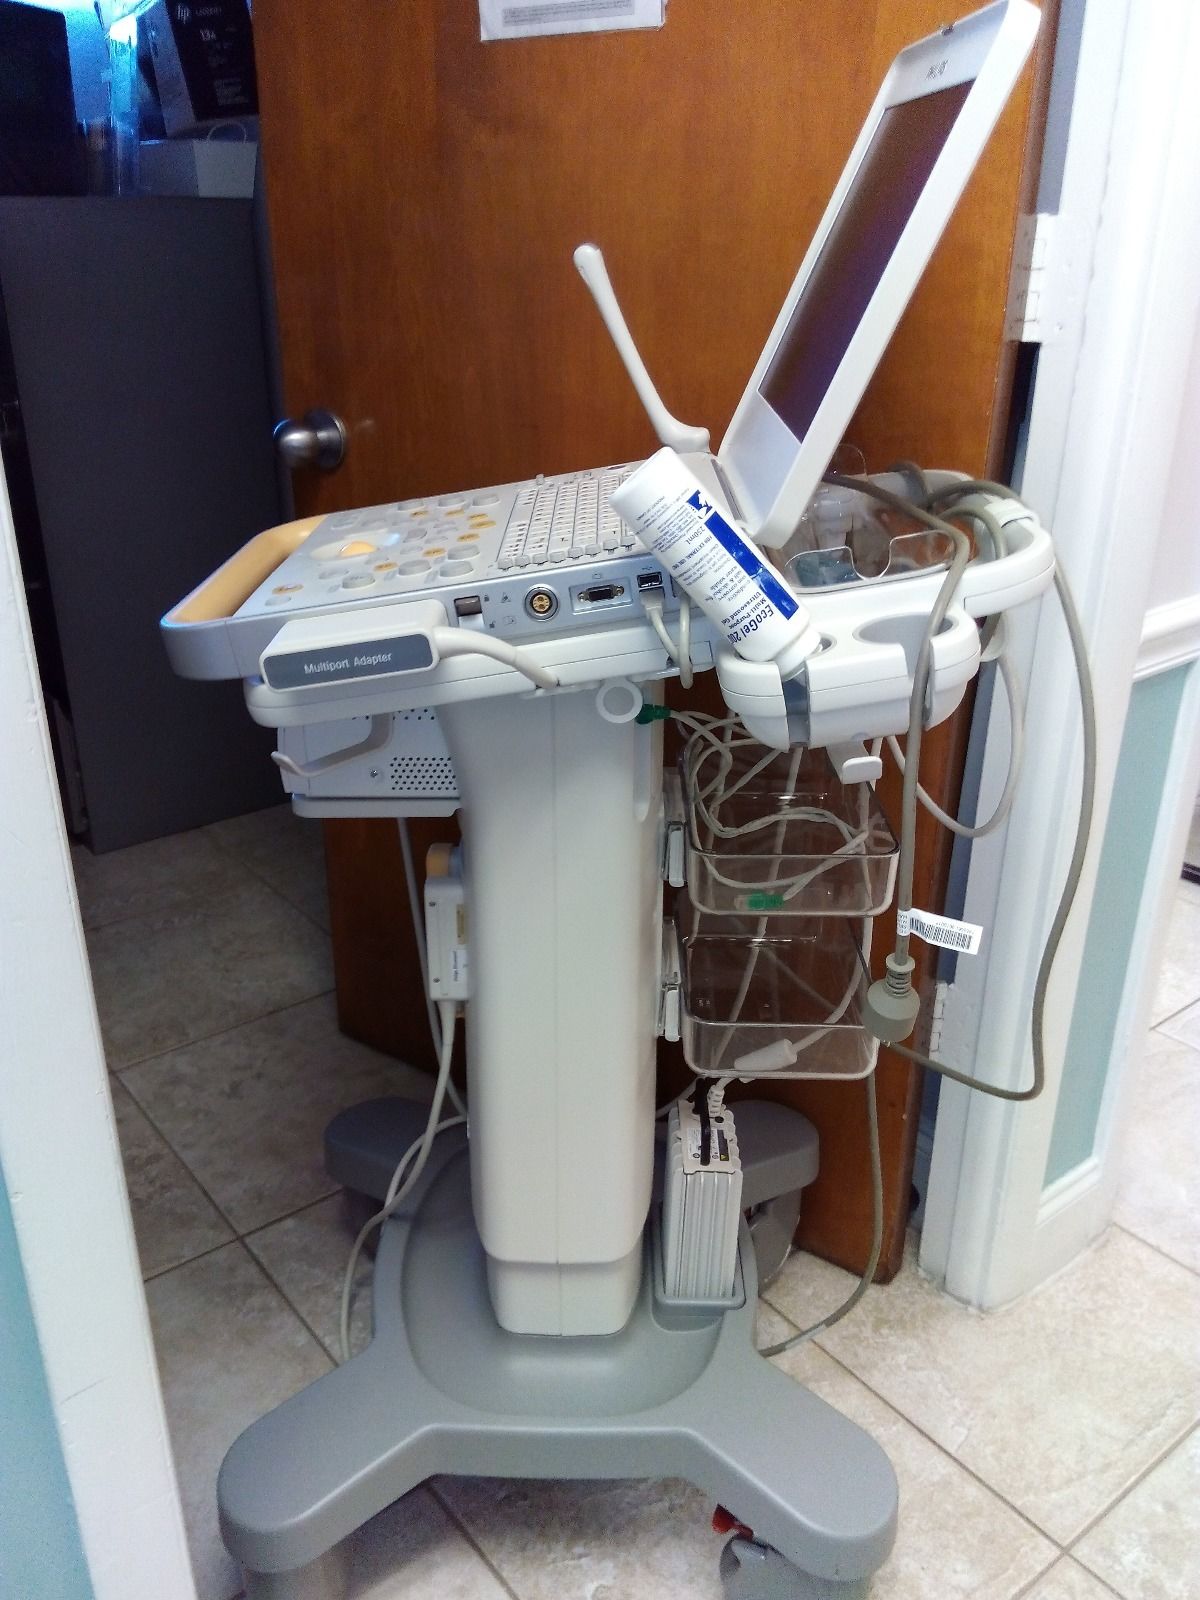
[767,1269,1200,1555]
[223,1237,335,1368]
[239,1188,347,1248]
[245,1242,344,1369]
[1009,1557,1124,1600]
[1109,1219,1200,1280]
[120,1063,374,1282]
[798,1336,1069,1554]
[73,830,227,934]
[78,844,322,938]
[762,1275,1200,1558]
[138,1185,349,1286]
[118,1079,246,1243]
[758,1290,1065,1549]
[204,825,333,938]
[120,1062,358,1276]
[142,1235,235,1285]
[111,985,338,1074]
[427,1482,526,1600]
[1150,994,1200,1030]
[1060,1419,1199,1557]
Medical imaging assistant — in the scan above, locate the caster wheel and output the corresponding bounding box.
[719,1536,870,1600]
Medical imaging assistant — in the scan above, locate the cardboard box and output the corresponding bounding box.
[145,0,258,137]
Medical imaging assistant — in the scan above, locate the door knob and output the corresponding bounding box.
[273,408,347,472]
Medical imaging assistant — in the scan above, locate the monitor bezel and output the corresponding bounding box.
[717,0,1040,547]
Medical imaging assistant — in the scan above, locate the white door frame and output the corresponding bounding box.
[0,467,195,1594]
[921,0,1200,1306]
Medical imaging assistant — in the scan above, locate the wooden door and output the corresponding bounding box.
[253,0,1054,1278]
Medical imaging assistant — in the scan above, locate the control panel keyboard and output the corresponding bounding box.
[498,466,638,568]
[234,460,703,645]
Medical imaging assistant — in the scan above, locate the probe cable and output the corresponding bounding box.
[338,998,462,1363]
[759,479,1096,1357]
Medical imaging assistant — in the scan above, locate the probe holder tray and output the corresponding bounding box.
[679,742,897,917]
[673,898,879,1082]
[785,523,962,591]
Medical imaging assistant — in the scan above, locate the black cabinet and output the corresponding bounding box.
[0,196,284,850]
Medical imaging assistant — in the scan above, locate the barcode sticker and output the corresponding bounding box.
[897,908,983,955]
[480,0,663,39]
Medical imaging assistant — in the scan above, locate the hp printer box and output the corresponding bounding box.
[145,0,258,136]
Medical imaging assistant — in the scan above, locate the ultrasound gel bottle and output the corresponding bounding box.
[611,448,821,675]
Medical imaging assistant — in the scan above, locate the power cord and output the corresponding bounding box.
[640,590,694,688]
[757,1068,881,1357]
[888,562,1095,1101]
[757,478,1096,1354]
[858,472,1096,1101]
[885,650,1024,839]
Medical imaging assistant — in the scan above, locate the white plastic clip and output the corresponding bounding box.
[826,741,883,785]
[272,715,391,779]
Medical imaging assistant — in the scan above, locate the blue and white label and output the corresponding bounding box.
[686,491,799,620]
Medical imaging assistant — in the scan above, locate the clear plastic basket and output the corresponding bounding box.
[679,738,897,918]
[673,898,878,1081]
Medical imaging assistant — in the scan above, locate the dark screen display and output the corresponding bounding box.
[760,79,973,441]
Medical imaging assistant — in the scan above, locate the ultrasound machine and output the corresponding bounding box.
[161,6,1094,1595]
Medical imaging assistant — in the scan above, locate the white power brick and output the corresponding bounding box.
[425,872,469,1001]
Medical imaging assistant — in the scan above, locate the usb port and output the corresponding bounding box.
[636,571,664,591]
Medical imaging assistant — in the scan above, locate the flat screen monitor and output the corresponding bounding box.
[718,0,1039,546]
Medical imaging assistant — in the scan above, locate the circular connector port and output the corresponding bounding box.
[524,586,559,620]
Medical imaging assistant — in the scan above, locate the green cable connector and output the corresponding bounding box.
[635,704,673,724]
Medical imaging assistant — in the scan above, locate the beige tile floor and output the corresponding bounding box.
[81,811,1200,1600]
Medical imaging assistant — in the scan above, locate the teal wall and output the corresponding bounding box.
[0,1156,93,1600]
[1045,665,1192,1184]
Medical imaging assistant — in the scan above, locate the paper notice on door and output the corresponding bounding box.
[479,0,665,42]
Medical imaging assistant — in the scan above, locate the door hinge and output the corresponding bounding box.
[923,978,951,1057]
[1004,212,1066,344]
